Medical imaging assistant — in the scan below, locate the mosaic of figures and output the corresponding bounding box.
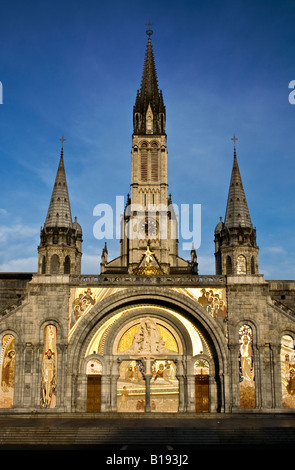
[0,335,15,408]
[281,335,295,408]
[117,360,179,413]
[172,287,227,318]
[69,287,124,333]
[0,316,294,412]
[40,325,57,409]
[151,360,179,412]
[69,287,227,337]
[239,325,255,409]
[117,360,146,412]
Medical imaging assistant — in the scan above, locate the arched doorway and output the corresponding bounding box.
[194,359,210,412]
[81,303,218,413]
[86,358,102,412]
[69,287,227,413]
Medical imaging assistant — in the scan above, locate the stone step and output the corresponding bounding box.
[1,413,295,449]
[1,424,295,448]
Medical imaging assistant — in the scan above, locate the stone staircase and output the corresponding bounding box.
[0,413,294,450]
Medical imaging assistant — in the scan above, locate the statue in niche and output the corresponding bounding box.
[122,318,176,355]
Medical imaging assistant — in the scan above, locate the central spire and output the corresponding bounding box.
[102,32,189,275]
[133,33,166,135]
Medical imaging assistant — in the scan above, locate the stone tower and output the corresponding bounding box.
[37,143,83,275]
[214,140,259,275]
[102,32,189,274]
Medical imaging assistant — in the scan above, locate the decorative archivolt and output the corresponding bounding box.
[115,317,179,356]
[84,304,209,358]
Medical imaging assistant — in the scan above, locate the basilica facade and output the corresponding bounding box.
[0,33,295,415]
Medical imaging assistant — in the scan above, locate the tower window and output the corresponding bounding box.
[251,256,255,274]
[41,256,46,274]
[140,147,148,181]
[64,255,71,274]
[50,254,60,274]
[151,147,158,181]
[226,256,232,275]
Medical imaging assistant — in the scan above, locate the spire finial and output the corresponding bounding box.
[231,135,238,154]
[59,136,66,150]
[145,20,153,38]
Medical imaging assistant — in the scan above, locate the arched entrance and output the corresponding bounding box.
[77,297,223,413]
[194,359,210,412]
[68,286,228,413]
[86,359,102,412]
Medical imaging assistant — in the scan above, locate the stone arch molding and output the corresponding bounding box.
[69,287,228,376]
[67,287,229,412]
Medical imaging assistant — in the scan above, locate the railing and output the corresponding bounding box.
[272,299,295,318]
[69,274,227,287]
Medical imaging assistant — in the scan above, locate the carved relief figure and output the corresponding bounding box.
[122,318,176,355]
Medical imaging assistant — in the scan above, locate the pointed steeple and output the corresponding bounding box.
[214,137,259,276]
[44,147,72,228]
[133,33,166,134]
[38,141,83,276]
[224,145,252,229]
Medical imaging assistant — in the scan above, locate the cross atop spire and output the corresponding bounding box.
[145,21,153,37]
[59,136,66,149]
[231,135,238,149]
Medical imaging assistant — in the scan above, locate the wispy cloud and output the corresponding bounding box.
[0,223,38,243]
[0,256,37,272]
[263,246,286,255]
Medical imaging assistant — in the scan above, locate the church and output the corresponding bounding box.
[0,30,295,416]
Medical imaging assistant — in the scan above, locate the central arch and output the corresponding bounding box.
[68,287,229,413]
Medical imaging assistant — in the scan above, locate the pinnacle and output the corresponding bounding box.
[133,35,166,134]
[44,149,73,228]
[224,152,252,229]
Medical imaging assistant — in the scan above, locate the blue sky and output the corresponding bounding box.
[0,0,295,279]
